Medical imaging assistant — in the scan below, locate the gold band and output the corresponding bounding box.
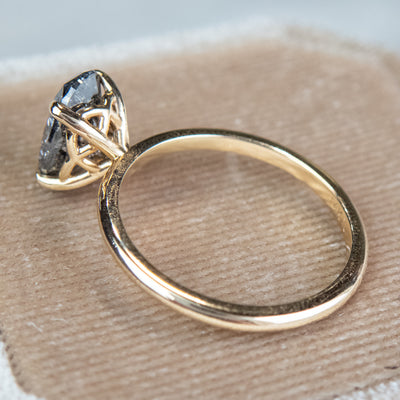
[98,128,368,332]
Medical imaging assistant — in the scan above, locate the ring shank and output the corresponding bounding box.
[98,129,367,331]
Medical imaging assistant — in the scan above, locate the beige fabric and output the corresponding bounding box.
[1,32,400,400]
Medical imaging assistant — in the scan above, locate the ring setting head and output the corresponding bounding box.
[37,70,129,190]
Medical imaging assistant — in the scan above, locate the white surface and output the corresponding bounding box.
[0,17,388,85]
[1,0,400,60]
[0,341,42,400]
[337,381,400,400]
[0,18,284,84]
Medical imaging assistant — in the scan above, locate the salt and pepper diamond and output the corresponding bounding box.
[38,71,103,176]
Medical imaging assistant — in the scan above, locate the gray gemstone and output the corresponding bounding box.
[38,71,103,176]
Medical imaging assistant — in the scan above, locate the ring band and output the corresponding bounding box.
[37,70,368,332]
[99,129,367,331]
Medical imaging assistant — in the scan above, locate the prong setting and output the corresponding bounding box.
[37,70,129,190]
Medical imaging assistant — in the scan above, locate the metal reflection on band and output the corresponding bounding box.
[98,129,368,332]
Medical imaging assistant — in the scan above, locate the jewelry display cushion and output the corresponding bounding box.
[1,28,400,399]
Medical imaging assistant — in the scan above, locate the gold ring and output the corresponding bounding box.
[37,70,368,332]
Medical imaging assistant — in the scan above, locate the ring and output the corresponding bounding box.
[36,70,368,331]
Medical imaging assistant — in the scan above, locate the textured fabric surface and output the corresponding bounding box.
[1,32,400,399]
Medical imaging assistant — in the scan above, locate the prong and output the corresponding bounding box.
[50,101,125,160]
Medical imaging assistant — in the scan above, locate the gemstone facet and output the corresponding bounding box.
[38,71,103,176]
